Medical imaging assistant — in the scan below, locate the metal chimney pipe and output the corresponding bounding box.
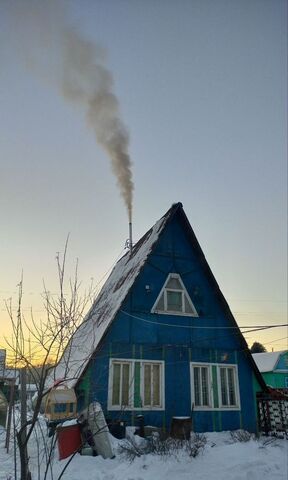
[129,221,133,255]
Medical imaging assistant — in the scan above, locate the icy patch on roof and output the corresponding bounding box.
[47,213,168,388]
[252,351,284,373]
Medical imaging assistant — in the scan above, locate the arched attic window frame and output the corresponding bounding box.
[151,273,198,317]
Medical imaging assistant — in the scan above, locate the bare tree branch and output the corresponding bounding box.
[5,243,95,479]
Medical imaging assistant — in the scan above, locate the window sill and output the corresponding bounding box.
[153,310,198,317]
[193,406,241,411]
[108,406,165,411]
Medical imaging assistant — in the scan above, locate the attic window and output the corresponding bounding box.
[151,273,198,316]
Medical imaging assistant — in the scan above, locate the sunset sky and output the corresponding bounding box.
[0,0,287,359]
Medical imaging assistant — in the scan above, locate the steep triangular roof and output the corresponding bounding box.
[48,203,266,390]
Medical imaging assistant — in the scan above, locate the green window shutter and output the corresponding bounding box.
[212,365,219,408]
[134,362,141,408]
[220,368,228,406]
[201,367,209,405]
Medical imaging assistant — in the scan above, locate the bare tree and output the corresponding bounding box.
[5,240,95,479]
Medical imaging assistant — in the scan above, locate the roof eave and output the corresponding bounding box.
[176,206,268,392]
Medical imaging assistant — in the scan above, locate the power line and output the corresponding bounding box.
[233,312,286,316]
[1,318,285,369]
[262,336,288,346]
[228,299,287,303]
[120,310,287,331]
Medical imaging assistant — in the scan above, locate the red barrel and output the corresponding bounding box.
[57,423,82,460]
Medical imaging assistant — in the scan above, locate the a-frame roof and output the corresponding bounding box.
[48,203,266,390]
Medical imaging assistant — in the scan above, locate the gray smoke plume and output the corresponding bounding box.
[4,1,133,220]
[61,28,133,221]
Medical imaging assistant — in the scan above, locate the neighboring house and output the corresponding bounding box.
[18,383,38,405]
[49,203,266,433]
[0,350,19,387]
[252,351,288,390]
[253,351,288,434]
[0,368,20,389]
[0,389,8,427]
[0,349,6,377]
[1,368,20,386]
[0,368,20,403]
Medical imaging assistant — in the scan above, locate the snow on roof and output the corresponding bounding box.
[19,384,38,392]
[1,368,20,385]
[252,351,285,373]
[47,208,171,388]
[48,387,77,404]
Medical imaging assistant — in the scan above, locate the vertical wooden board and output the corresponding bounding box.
[212,365,219,409]
[134,362,141,408]
[218,411,222,432]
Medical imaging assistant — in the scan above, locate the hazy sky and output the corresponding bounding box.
[0,0,287,356]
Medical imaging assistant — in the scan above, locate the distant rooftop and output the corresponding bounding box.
[0,368,20,385]
[252,351,286,373]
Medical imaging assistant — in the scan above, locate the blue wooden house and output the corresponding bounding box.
[51,203,266,433]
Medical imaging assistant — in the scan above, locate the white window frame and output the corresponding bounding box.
[110,360,132,408]
[151,273,198,317]
[218,365,239,408]
[108,358,165,411]
[191,364,212,409]
[190,362,241,411]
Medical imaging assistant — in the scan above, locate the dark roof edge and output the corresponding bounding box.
[175,204,268,392]
[75,205,176,389]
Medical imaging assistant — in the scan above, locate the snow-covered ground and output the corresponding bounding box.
[0,423,287,480]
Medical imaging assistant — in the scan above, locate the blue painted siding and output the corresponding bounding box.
[76,213,259,433]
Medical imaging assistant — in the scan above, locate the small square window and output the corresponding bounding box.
[167,290,182,312]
